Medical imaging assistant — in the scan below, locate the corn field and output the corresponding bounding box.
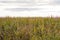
[0,17,60,40]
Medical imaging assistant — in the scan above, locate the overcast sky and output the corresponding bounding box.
[0,0,60,17]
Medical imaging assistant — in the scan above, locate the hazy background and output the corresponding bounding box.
[0,0,60,17]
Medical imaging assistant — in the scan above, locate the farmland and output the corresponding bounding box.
[0,17,60,40]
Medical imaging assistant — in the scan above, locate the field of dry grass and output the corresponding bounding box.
[0,17,60,40]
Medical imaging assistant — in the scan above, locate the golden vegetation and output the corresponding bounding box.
[0,17,60,40]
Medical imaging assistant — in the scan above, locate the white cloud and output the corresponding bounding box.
[0,0,60,17]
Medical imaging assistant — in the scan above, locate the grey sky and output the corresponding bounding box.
[5,8,40,11]
[50,0,60,5]
[0,0,36,3]
[54,0,60,3]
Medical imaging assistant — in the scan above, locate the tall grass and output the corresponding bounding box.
[0,17,60,40]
